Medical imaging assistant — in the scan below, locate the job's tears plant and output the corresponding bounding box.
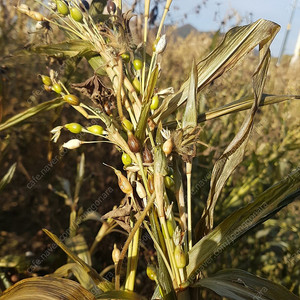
[0,0,300,299]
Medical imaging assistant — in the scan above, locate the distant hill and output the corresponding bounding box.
[173,24,199,38]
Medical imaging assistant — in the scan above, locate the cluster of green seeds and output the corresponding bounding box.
[41,75,80,106]
[56,0,83,22]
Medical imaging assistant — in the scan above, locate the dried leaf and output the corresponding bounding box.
[196,20,280,238]
[72,75,116,112]
[182,60,198,129]
[151,19,280,124]
[0,276,96,300]
[102,201,134,232]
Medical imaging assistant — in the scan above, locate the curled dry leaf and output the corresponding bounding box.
[102,198,142,232]
[172,126,203,162]
[0,276,96,300]
[72,75,116,114]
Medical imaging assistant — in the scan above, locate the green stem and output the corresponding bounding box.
[143,222,173,281]
[126,227,141,291]
[186,162,193,251]
[115,194,155,290]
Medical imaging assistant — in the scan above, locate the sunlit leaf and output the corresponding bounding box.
[135,66,159,143]
[43,229,114,292]
[0,276,96,299]
[165,94,300,128]
[27,40,97,58]
[0,163,17,191]
[182,60,198,129]
[66,234,92,266]
[0,98,64,132]
[187,168,300,281]
[196,19,280,237]
[53,263,101,296]
[192,269,299,300]
[151,19,280,123]
[74,153,85,202]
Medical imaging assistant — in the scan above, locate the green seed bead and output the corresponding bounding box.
[41,75,52,86]
[52,83,62,94]
[63,94,80,106]
[87,125,104,135]
[132,77,140,93]
[122,153,132,166]
[133,59,142,71]
[167,219,174,238]
[164,175,175,189]
[174,245,186,268]
[70,7,83,22]
[146,265,157,281]
[150,94,159,110]
[122,119,133,132]
[57,0,69,15]
[121,52,130,63]
[65,123,82,134]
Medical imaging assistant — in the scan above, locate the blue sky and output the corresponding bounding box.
[167,0,300,56]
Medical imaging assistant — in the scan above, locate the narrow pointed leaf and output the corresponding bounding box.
[182,60,198,129]
[165,94,300,128]
[0,98,64,132]
[196,20,280,237]
[135,66,159,143]
[0,163,17,191]
[196,94,300,123]
[151,19,280,123]
[66,234,92,266]
[26,40,97,58]
[187,168,300,281]
[74,153,85,202]
[193,269,299,300]
[43,229,114,292]
[53,263,101,296]
[0,276,96,300]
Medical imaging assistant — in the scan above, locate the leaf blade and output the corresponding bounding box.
[193,269,299,300]
[0,98,64,132]
[151,19,280,123]
[187,168,300,281]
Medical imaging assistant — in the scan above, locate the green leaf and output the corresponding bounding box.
[135,66,159,143]
[182,60,198,129]
[196,18,279,237]
[151,19,280,123]
[87,55,107,76]
[66,234,92,266]
[165,94,300,128]
[196,94,300,123]
[0,163,16,191]
[43,229,114,292]
[0,276,96,300]
[96,290,146,300]
[187,168,300,281]
[192,269,299,300]
[27,40,97,58]
[0,98,64,132]
[74,153,85,202]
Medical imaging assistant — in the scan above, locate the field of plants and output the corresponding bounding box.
[0,0,299,299]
